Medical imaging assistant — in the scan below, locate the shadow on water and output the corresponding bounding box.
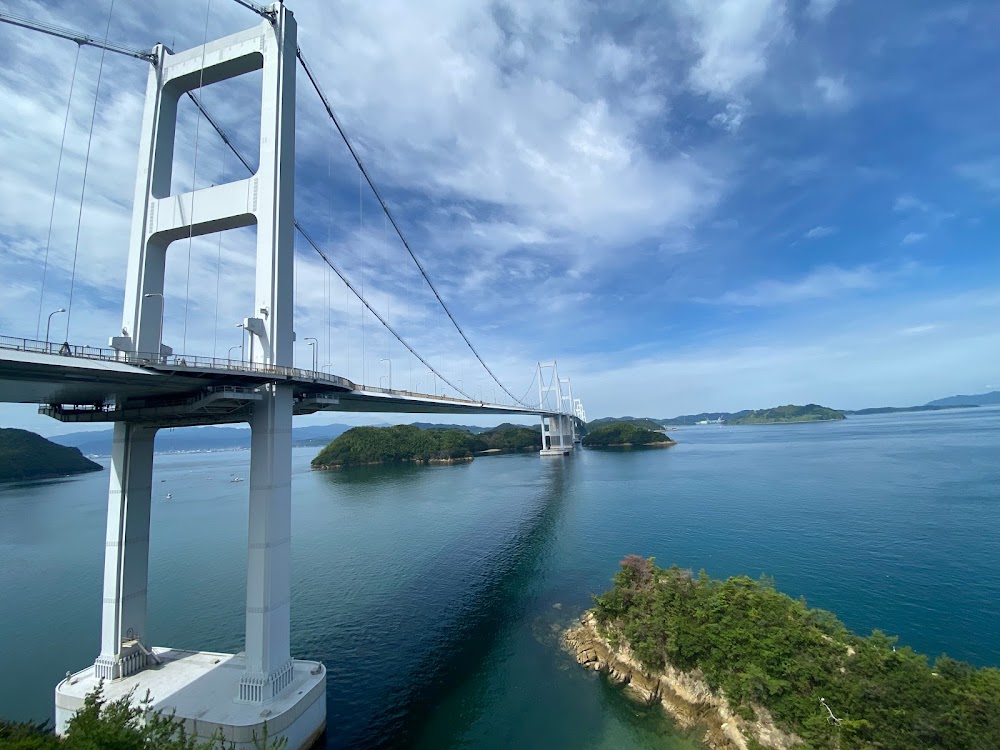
[328,458,574,749]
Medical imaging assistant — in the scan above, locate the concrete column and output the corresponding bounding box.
[240,383,294,703]
[94,423,157,680]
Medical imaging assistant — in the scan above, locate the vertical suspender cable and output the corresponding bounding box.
[212,149,226,358]
[359,171,366,385]
[181,0,213,355]
[36,43,81,339]
[65,0,116,341]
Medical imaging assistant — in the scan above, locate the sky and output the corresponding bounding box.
[1,0,1000,436]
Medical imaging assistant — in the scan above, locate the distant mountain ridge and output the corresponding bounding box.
[925,391,1000,407]
[52,424,355,456]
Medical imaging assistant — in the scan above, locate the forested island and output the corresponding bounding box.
[568,558,1000,749]
[588,416,665,431]
[0,428,102,482]
[311,423,540,468]
[582,421,675,448]
[727,404,845,425]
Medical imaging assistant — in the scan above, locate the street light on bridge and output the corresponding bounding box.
[45,308,66,353]
[380,357,391,390]
[305,337,318,372]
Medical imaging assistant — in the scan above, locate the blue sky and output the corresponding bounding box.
[1,0,1000,435]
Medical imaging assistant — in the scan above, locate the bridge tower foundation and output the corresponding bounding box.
[54,6,325,749]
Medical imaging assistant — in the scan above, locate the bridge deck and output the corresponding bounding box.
[0,336,553,425]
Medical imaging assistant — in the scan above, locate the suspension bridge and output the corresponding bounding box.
[0,3,586,748]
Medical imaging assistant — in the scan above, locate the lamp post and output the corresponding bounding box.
[228,345,241,362]
[143,293,165,361]
[305,337,318,372]
[380,357,392,390]
[415,381,421,394]
[236,323,246,363]
[45,308,66,353]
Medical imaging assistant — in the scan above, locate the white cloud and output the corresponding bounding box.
[677,0,788,99]
[815,75,851,108]
[893,194,930,212]
[902,232,926,244]
[703,264,892,306]
[710,101,748,132]
[899,323,939,336]
[806,0,839,21]
[804,225,836,239]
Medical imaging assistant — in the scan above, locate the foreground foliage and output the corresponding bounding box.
[311,423,540,467]
[593,557,1000,750]
[0,685,284,749]
[0,428,102,482]
[582,421,673,447]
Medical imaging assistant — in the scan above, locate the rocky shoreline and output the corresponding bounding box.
[564,612,801,750]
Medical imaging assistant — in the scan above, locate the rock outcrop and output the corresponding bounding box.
[565,612,802,750]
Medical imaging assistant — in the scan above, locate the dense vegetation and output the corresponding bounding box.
[0,428,102,482]
[588,416,665,431]
[727,404,845,425]
[0,685,283,749]
[594,558,1000,750]
[311,423,541,468]
[581,421,673,447]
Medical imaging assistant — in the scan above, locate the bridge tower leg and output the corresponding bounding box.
[56,6,325,749]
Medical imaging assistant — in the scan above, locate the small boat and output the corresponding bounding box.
[230,477,244,483]
[165,493,172,500]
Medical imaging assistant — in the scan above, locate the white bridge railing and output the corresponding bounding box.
[0,334,543,412]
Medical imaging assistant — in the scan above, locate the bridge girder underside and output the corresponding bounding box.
[0,351,551,427]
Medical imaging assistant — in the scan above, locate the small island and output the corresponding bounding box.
[0,428,103,482]
[582,421,675,448]
[311,423,541,469]
[727,403,845,425]
[567,557,1000,749]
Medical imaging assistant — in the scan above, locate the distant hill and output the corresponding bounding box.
[52,423,354,456]
[661,411,751,426]
[844,404,979,415]
[925,391,1000,407]
[0,428,103,482]
[409,422,494,434]
[582,421,675,448]
[588,416,665,431]
[311,424,541,468]
[728,404,845,425]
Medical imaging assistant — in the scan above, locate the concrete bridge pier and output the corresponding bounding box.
[55,6,325,749]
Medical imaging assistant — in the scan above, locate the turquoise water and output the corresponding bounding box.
[1,407,999,748]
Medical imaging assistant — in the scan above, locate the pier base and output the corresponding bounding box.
[55,649,326,750]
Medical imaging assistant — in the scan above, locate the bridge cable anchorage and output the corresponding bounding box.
[181,0,214,356]
[0,11,155,62]
[294,223,472,400]
[295,45,531,407]
[65,0,117,342]
[36,44,82,339]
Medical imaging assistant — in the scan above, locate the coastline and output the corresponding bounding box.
[565,612,800,750]
[311,455,475,470]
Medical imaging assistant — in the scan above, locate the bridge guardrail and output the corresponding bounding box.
[0,333,546,412]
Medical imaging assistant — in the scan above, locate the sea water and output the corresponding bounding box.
[1,407,998,749]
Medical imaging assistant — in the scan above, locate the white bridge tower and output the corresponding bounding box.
[54,6,326,749]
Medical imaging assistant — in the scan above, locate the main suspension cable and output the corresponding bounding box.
[295,46,529,407]
[184,91,475,400]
